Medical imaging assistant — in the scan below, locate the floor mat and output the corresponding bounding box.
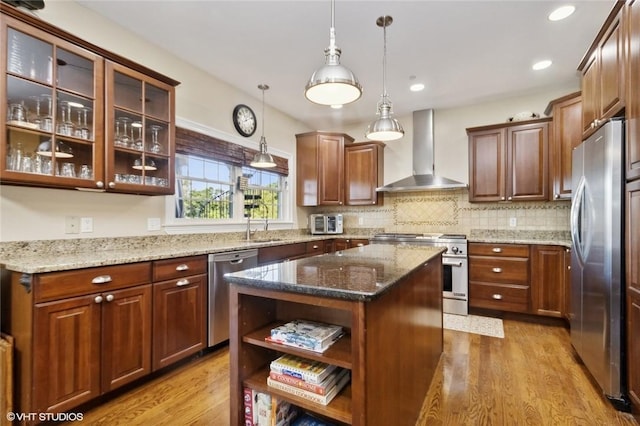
[443,313,505,338]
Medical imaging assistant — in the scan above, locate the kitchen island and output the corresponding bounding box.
[224,244,444,426]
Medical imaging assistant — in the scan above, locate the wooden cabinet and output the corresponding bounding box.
[627,0,640,181]
[564,248,572,321]
[531,245,569,318]
[546,92,582,200]
[467,119,550,202]
[152,256,207,371]
[306,240,333,256]
[468,243,530,313]
[9,262,152,415]
[0,4,178,194]
[579,2,626,139]
[344,142,385,206]
[626,179,640,412]
[334,238,369,251]
[296,131,353,206]
[258,242,308,265]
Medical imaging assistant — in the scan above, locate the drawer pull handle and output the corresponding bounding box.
[92,275,112,284]
[177,279,190,287]
[94,295,103,304]
[492,248,502,253]
[492,294,503,300]
[105,294,114,302]
[492,267,502,273]
[312,245,319,249]
[356,243,364,247]
[175,264,189,271]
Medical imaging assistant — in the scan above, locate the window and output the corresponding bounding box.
[175,153,284,221]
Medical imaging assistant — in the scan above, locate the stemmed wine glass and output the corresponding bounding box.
[29,95,41,129]
[39,94,53,132]
[76,106,91,139]
[132,121,144,150]
[149,124,162,154]
[118,117,131,147]
[57,101,74,136]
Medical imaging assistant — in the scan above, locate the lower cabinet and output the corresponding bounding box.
[12,262,153,415]
[530,245,569,318]
[152,256,207,371]
[333,238,369,251]
[628,287,640,411]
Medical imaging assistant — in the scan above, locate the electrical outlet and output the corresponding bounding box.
[65,216,80,234]
[147,217,161,231]
[509,217,517,227]
[80,217,93,233]
[358,217,364,225]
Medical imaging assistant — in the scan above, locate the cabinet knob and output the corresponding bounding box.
[492,248,502,253]
[94,295,103,304]
[176,279,190,286]
[312,245,319,249]
[492,267,502,273]
[501,197,506,201]
[492,294,503,300]
[175,264,189,271]
[507,196,512,201]
[105,294,114,302]
[108,181,116,189]
[96,181,104,189]
[554,193,560,199]
[356,243,364,247]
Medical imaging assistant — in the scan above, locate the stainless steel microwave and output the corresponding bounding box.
[309,214,343,235]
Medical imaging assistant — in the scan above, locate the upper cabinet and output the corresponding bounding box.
[344,141,385,206]
[627,0,640,181]
[545,92,582,200]
[0,5,178,195]
[467,118,550,202]
[579,1,625,139]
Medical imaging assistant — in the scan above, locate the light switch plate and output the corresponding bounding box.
[509,217,517,227]
[65,216,80,234]
[147,217,161,231]
[80,217,93,233]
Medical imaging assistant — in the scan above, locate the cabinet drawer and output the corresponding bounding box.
[258,243,307,264]
[153,255,207,281]
[469,257,529,284]
[470,281,529,312]
[468,243,529,257]
[306,241,326,255]
[34,262,152,302]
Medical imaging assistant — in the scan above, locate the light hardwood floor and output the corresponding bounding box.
[67,315,639,425]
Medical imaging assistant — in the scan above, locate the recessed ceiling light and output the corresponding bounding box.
[410,83,425,92]
[549,5,575,21]
[330,104,343,109]
[532,60,552,70]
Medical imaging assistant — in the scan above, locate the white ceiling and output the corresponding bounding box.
[74,0,613,130]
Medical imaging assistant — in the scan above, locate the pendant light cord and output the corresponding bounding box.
[382,17,387,98]
[261,87,265,138]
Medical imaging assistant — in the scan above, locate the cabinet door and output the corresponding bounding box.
[627,0,640,181]
[507,122,549,201]
[599,11,625,121]
[317,134,345,206]
[105,61,175,195]
[33,294,101,413]
[334,239,349,251]
[101,284,152,392]
[582,53,599,137]
[564,248,572,321]
[345,142,384,206]
[468,128,506,202]
[627,180,640,411]
[628,287,640,411]
[531,245,564,317]
[551,94,582,200]
[1,15,105,190]
[152,275,207,371]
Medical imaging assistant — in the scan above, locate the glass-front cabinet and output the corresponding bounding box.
[1,5,177,195]
[105,61,174,194]
[2,16,104,189]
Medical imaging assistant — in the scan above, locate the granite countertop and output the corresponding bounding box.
[468,229,571,247]
[224,244,444,301]
[0,234,356,274]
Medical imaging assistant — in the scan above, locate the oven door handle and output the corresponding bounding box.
[442,259,464,267]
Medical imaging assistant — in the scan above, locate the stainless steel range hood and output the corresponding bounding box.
[376,109,468,192]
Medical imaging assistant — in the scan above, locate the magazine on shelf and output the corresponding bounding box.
[269,367,346,396]
[270,354,337,384]
[291,413,336,426]
[267,368,350,406]
[244,387,300,426]
[269,320,343,353]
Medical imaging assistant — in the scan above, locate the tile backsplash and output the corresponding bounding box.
[308,189,570,235]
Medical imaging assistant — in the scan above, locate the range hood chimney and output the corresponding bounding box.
[376,109,467,192]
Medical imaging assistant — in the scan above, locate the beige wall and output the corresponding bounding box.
[0,2,578,242]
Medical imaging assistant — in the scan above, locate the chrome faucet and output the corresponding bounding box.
[245,215,257,241]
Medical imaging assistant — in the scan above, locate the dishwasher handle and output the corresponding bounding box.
[229,258,245,265]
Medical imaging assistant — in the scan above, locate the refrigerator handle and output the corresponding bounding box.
[571,176,586,267]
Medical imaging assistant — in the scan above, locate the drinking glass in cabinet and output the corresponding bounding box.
[57,101,74,136]
[79,164,92,179]
[132,121,144,150]
[149,125,162,154]
[74,107,92,140]
[60,162,76,178]
[39,94,53,132]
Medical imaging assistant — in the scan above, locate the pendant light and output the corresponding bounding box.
[304,0,362,106]
[366,16,404,142]
[250,84,276,168]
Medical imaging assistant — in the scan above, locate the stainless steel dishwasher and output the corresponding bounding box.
[208,249,258,346]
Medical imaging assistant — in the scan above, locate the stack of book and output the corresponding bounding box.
[267,354,350,406]
[267,320,344,353]
[244,387,300,426]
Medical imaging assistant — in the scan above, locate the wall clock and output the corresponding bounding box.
[232,104,257,137]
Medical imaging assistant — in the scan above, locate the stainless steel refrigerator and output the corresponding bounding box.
[570,118,629,411]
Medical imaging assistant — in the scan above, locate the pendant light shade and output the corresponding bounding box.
[366,16,404,142]
[305,0,362,106]
[251,84,276,168]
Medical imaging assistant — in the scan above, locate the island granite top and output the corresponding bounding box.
[224,243,444,301]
